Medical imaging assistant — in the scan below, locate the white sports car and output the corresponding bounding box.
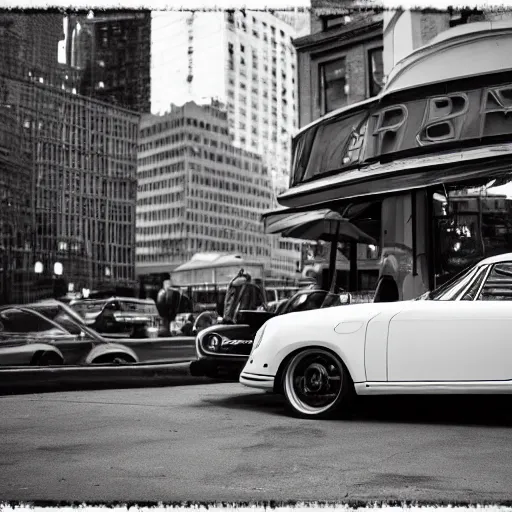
[240,253,512,419]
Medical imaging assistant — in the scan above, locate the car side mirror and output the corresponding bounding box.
[339,293,352,305]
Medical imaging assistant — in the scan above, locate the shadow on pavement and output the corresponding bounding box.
[208,391,512,426]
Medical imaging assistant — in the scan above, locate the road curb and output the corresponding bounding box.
[0,361,219,394]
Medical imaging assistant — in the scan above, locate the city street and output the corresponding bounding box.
[2,375,512,503]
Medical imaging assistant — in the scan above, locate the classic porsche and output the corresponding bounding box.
[190,286,349,380]
[240,253,512,419]
[0,300,196,367]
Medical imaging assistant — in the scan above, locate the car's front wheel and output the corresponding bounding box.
[283,348,354,419]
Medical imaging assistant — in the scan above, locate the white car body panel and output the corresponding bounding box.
[388,301,512,382]
[243,303,404,388]
[241,253,512,396]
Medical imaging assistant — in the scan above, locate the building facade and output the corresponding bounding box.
[294,8,384,128]
[150,10,304,277]
[0,12,140,303]
[136,101,282,278]
[59,11,151,113]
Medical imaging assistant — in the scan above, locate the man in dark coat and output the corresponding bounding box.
[156,279,183,336]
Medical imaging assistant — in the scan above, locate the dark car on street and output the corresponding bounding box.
[0,300,196,367]
[69,297,162,338]
[190,287,348,380]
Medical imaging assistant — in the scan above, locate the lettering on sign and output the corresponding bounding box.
[481,84,512,138]
[417,93,469,146]
[370,105,408,155]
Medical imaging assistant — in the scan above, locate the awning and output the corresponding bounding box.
[262,208,376,245]
[278,145,512,209]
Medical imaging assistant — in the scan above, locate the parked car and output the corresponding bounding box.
[240,252,512,419]
[0,300,196,367]
[69,297,162,338]
[190,287,349,380]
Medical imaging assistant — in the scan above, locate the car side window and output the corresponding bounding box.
[478,263,512,301]
[460,266,488,301]
[0,308,64,333]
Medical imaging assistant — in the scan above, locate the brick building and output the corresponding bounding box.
[293,6,383,128]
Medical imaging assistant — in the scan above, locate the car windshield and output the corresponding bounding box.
[416,260,484,301]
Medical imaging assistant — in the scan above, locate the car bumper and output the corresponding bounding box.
[239,371,275,390]
[190,357,246,379]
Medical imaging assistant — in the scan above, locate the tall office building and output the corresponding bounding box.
[59,11,151,113]
[150,10,305,278]
[136,101,277,277]
[0,12,140,303]
[0,12,63,80]
[152,11,297,195]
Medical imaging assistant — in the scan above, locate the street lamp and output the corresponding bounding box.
[34,261,43,274]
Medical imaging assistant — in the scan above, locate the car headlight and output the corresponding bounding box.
[204,333,222,352]
[251,324,267,354]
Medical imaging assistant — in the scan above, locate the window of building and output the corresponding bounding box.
[240,44,245,53]
[320,57,348,114]
[321,15,347,31]
[368,47,384,97]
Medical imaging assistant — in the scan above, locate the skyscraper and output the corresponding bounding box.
[0,12,140,303]
[150,10,304,278]
[151,11,299,195]
[136,101,275,277]
[60,11,151,113]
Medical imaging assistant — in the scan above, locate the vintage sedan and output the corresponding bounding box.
[0,300,196,367]
[240,253,512,419]
[69,297,162,338]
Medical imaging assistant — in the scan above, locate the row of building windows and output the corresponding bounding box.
[138,178,184,193]
[137,208,184,223]
[195,163,268,185]
[138,193,186,207]
[189,174,271,200]
[138,146,187,167]
[137,161,185,180]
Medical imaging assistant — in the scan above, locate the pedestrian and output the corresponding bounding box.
[156,279,183,336]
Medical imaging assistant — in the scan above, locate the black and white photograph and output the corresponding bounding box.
[2,0,512,506]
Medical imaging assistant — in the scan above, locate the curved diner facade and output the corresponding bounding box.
[278,21,512,301]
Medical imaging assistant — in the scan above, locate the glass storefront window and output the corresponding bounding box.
[432,176,512,289]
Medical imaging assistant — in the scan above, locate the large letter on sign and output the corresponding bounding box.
[481,84,512,138]
[371,105,407,155]
[417,94,468,146]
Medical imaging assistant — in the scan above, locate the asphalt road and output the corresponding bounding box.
[2,375,512,503]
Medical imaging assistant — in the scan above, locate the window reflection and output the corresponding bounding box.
[433,182,512,288]
[320,58,347,114]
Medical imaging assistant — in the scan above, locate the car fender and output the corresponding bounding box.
[0,343,64,365]
[273,333,367,384]
[250,305,397,383]
[84,343,139,364]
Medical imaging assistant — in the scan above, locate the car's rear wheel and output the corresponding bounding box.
[283,348,354,419]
